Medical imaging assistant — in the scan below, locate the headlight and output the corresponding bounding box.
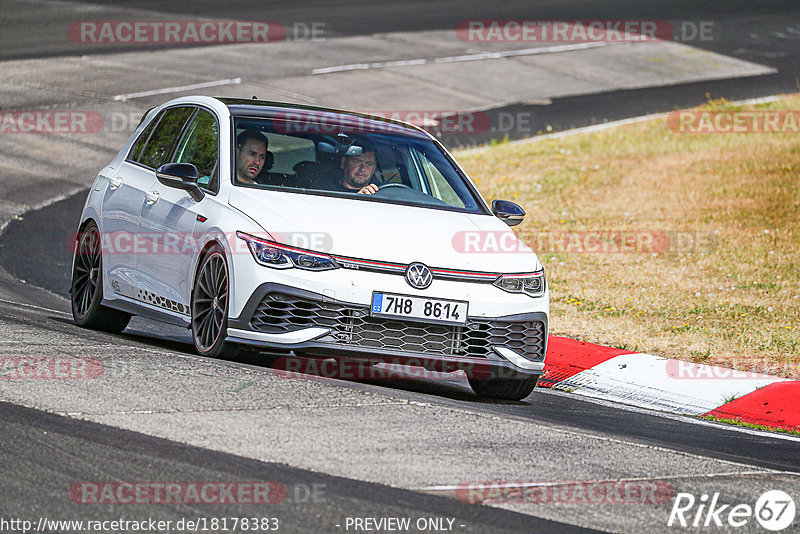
[493,270,545,297]
[236,231,338,271]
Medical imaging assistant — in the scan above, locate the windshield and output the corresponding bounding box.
[232,116,486,214]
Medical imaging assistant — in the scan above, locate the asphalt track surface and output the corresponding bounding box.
[2,1,800,533]
[1,401,583,534]
[4,0,800,144]
[3,191,800,474]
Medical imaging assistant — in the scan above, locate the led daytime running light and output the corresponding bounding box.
[236,231,337,271]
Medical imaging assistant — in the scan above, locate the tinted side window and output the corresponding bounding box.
[132,106,194,169]
[128,113,161,162]
[175,109,219,192]
[264,132,315,173]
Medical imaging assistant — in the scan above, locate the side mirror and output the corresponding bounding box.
[156,163,205,202]
[492,199,525,226]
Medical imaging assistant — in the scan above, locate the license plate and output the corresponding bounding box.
[370,292,468,325]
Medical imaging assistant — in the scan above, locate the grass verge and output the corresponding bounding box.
[455,94,800,379]
[700,415,800,436]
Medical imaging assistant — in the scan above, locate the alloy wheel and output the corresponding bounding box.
[72,226,101,318]
[192,252,228,352]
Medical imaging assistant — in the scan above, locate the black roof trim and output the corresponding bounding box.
[217,97,431,138]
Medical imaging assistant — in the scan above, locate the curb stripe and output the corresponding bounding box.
[705,381,800,431]
[550,352,784,415]
[542,336,798,431]
[540,335,634,387]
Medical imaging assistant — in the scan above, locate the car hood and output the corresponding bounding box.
[228,188,541,273]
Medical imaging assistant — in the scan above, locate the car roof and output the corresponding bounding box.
[218,97,432,140]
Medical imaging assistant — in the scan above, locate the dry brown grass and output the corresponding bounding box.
[455,94,800,378]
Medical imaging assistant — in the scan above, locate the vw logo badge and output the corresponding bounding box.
[405,262,433,289]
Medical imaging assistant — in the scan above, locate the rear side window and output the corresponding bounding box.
[263,132,315,173]
[129,106,194,169]
[174,109,220,192]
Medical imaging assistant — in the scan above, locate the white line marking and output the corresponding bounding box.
[419,470,797,494]
[311,42,609,75]
[732,48,786,59]
[313,63,370,74]
[112,78,242,101]
[0,297,70,317]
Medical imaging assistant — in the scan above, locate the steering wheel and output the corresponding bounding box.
[377,182,412,191]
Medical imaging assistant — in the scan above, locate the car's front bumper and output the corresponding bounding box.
[227,283,547,378]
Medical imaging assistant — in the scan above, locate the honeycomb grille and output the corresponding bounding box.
[250,293,545,361]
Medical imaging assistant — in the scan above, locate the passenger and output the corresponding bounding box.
[315,140,379,194]
[235,130,268,184]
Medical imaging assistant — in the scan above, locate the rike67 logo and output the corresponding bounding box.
[668,490,795,531]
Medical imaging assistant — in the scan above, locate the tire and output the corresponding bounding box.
[191,246,241,359]
[468,374,539,401]
[70,221,131,333]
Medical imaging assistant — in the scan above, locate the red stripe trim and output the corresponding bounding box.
[430,268,497,278]
[322,253,542,280]
[331,256,404,269]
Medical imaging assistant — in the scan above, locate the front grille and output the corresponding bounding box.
[250,293,545,361]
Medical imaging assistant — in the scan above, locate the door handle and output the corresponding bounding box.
[144,191,160,205]
[108,176,122,190]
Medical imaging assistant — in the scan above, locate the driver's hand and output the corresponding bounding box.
[358,184,378,194]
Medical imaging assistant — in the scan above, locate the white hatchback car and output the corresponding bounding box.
[71,96,549,400]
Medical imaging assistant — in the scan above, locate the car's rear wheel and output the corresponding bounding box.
[468,374,539,401]
[70,221,131,333]
[191,246,240,359]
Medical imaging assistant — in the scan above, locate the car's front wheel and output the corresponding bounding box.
[191,246,240,359]
[468,374,539,401]
[70,221,131,333]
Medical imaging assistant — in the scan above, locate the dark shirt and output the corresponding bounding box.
[313,174,375,193]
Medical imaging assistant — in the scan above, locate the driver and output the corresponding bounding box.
[235,129,268,184]
[314,139,379,194]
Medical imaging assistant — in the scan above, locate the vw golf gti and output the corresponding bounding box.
[70,96,549,400]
